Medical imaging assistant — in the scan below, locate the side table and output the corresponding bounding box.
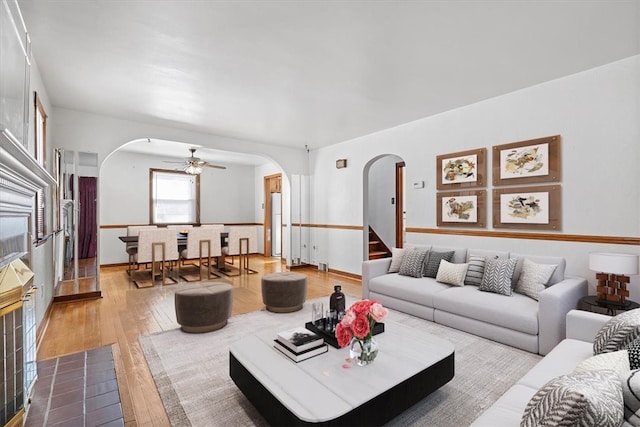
[580,295,640,316]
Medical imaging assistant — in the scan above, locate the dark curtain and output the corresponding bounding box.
[78,176,97,259]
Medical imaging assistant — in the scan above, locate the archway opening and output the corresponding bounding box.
[363,154,405,260]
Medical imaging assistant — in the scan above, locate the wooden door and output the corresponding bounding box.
[263,173,282,257]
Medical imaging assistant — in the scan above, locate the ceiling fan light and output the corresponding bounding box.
[184,164,202,175]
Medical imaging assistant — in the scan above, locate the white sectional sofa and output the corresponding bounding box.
[362,245,588,355]
[470,309,629,426]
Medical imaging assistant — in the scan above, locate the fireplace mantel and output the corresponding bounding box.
[0,128,56,194]
[0,129,56,269]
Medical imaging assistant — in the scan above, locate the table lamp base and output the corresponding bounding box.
[596,272,630,305]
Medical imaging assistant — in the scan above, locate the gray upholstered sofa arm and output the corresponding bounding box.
[565,309,610,343]
[538,275,588,355]
[361,258,392,299]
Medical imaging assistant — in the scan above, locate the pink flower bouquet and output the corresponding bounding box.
[335,299,388,348]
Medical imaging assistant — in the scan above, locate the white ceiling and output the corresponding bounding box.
[20,1,640,153]
[120,138,270,166]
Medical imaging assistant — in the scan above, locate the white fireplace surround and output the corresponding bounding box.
[0,128,56,269]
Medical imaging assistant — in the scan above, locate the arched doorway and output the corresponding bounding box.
[363,155,405,260]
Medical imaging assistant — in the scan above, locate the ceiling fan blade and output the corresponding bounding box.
[204,164,227,170]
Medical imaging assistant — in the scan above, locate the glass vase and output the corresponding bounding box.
[349,336,378,366]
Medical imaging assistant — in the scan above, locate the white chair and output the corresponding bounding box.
[222,226,258,275]
[133,228,180,287]
[179,226,223,281]
[126,225,157,274]
[166,225,193,257]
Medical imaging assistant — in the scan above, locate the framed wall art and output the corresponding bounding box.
[436,148,486,190]
[492,135,561,186]
[493,185,561,230]
[437,190,486,228]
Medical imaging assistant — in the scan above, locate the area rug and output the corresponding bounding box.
[139,296,542,426]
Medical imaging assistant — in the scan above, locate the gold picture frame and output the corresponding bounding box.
[437,190,486,228]
[493,185,561,230]
[436,148,486,190]
[492,135,561,186]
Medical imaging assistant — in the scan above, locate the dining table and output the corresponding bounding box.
[119,231,230,273]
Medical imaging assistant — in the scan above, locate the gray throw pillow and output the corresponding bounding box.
[478,258,518,296]
[594,308,640,355]
[464,256,486,286]
[423,251,454,278]
[398,247,429,278]
[521,370,623,427]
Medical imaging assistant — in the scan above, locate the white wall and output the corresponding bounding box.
[27,57,57,327]
[310,55,640,298]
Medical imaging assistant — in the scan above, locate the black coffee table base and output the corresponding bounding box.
[230,351,455,426]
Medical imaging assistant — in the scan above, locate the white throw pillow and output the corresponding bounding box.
[435,260,469,287]
[514,258,557,301]
[573,350,630,375]
[387,247,406,273]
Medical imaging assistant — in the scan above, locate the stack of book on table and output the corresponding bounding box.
[274,326,328,362]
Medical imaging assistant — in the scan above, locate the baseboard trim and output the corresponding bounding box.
[328,268,361,280]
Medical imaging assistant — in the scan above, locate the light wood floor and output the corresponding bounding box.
[36,256,362,426]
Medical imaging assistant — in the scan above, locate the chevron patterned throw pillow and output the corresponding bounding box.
[594,308,640,355]
[521,370,623,427]
[398,247,429,278]
[479,257,518,296]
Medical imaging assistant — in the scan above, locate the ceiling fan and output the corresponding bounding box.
[163,148,227,174]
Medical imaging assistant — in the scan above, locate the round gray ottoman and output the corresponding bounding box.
[261,272,307,313]
[175,282,233,333]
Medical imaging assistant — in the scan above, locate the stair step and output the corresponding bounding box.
[369,251,391,260]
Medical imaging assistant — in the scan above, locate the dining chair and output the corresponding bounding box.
[133,228,180,287]
[126,225,157,275]
[221,226,258,276]
[166,224,193,231]
[166,225,192,256]
[179,225,223,281]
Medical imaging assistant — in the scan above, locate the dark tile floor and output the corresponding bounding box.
[24,346,124,427]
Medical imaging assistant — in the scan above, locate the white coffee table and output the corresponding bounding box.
[229,320,455,426]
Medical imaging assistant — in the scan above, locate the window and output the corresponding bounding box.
[35,92,47,167]
[34,92,48,240]
[150,169,200,225]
